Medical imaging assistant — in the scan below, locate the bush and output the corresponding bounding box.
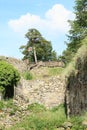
[0,86,5,94]
[23,71,33,80]
[0,61,20,98]
[0,101,4,110]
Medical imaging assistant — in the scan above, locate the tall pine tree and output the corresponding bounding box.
[62,0,87,63]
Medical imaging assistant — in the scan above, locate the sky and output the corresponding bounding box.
[0,0,75,59]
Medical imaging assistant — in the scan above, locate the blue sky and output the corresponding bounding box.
[0,0,75,59]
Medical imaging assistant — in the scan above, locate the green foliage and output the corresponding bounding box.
[0,61,20,98]
[20,28,57,62]
[23,71,33,80]
[51,104,64,112]
[5,99,13,108]
[0,86,5,93]
[70,116,84,130]
[0,101,4,110]
[3,103,87,130]
[0,99,19,117]
[8,104,66,130]
[48,67,64,76]
[27,103,46,113]
[62,0,87,63]
[63,43,87,77]
[0,99,13,110]
[0,61,20,87]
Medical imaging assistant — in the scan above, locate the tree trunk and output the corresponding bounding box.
[33,47,37,64]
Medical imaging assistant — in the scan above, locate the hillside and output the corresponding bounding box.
[0,43,87,130]
[0,56,27,73]
[0,55,64,79]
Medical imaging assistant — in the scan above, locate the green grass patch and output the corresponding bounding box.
[23,71,33,80]
[7,104,66,130]
[2,102,87,130]
[0,101,4,110]
[0,99,13,110]
[0,99,19,115]
[62,44,87,78]
[27,103,46,113]
[48,67,64,76]
[70,116,84,130]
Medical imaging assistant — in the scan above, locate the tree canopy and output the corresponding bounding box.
[61,0,87,63]
[20,28,57,63]
[0,61,20,98]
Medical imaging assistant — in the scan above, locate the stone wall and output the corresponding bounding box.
[29,61,65,70]
[15,76,66,108]
[44,61,65,67]
[65,45,87,116]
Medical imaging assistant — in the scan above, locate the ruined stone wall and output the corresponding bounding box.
[15,76,66,108]
[44,61,65,67]
[66,46,87,115]
[29,61,65,70]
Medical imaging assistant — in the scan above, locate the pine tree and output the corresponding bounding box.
[20,28,57,63]
[62,0,87,63]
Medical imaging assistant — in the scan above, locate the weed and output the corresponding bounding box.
[7,104,66,130]
[0,101,4,109]
[23,71,33,80]
[27,103,46,113]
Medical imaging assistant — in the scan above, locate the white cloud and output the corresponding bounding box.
[45,4,73,32]
[8,4,74,35]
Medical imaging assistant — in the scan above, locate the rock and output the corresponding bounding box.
[63,122,72,129]
[0,124,5,130]
[16,128,25,130]
[66,127,71,130]
[57,127,65,130]
[82,120,87,127]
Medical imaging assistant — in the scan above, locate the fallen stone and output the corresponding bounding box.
[63,122,72,129]
[57,127,65,130]
[82,120,87,127]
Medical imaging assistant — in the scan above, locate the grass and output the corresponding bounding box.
[0,99,13,110]
[62,43,87,78]
[0,100,4,109]
[0,99,19,115]
[30,67,64,80]
[27,103,46,113]
[70,116,84,130]
[7,104,66,130]
[0,101,87,130]
[23,71,33,80]
[6,103,87,130]
[48,67,64,76]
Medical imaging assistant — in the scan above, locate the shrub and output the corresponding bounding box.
[0,86,5,94]
[23,71,33,80]
[0,101,4,110]
[0,61,20,98]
